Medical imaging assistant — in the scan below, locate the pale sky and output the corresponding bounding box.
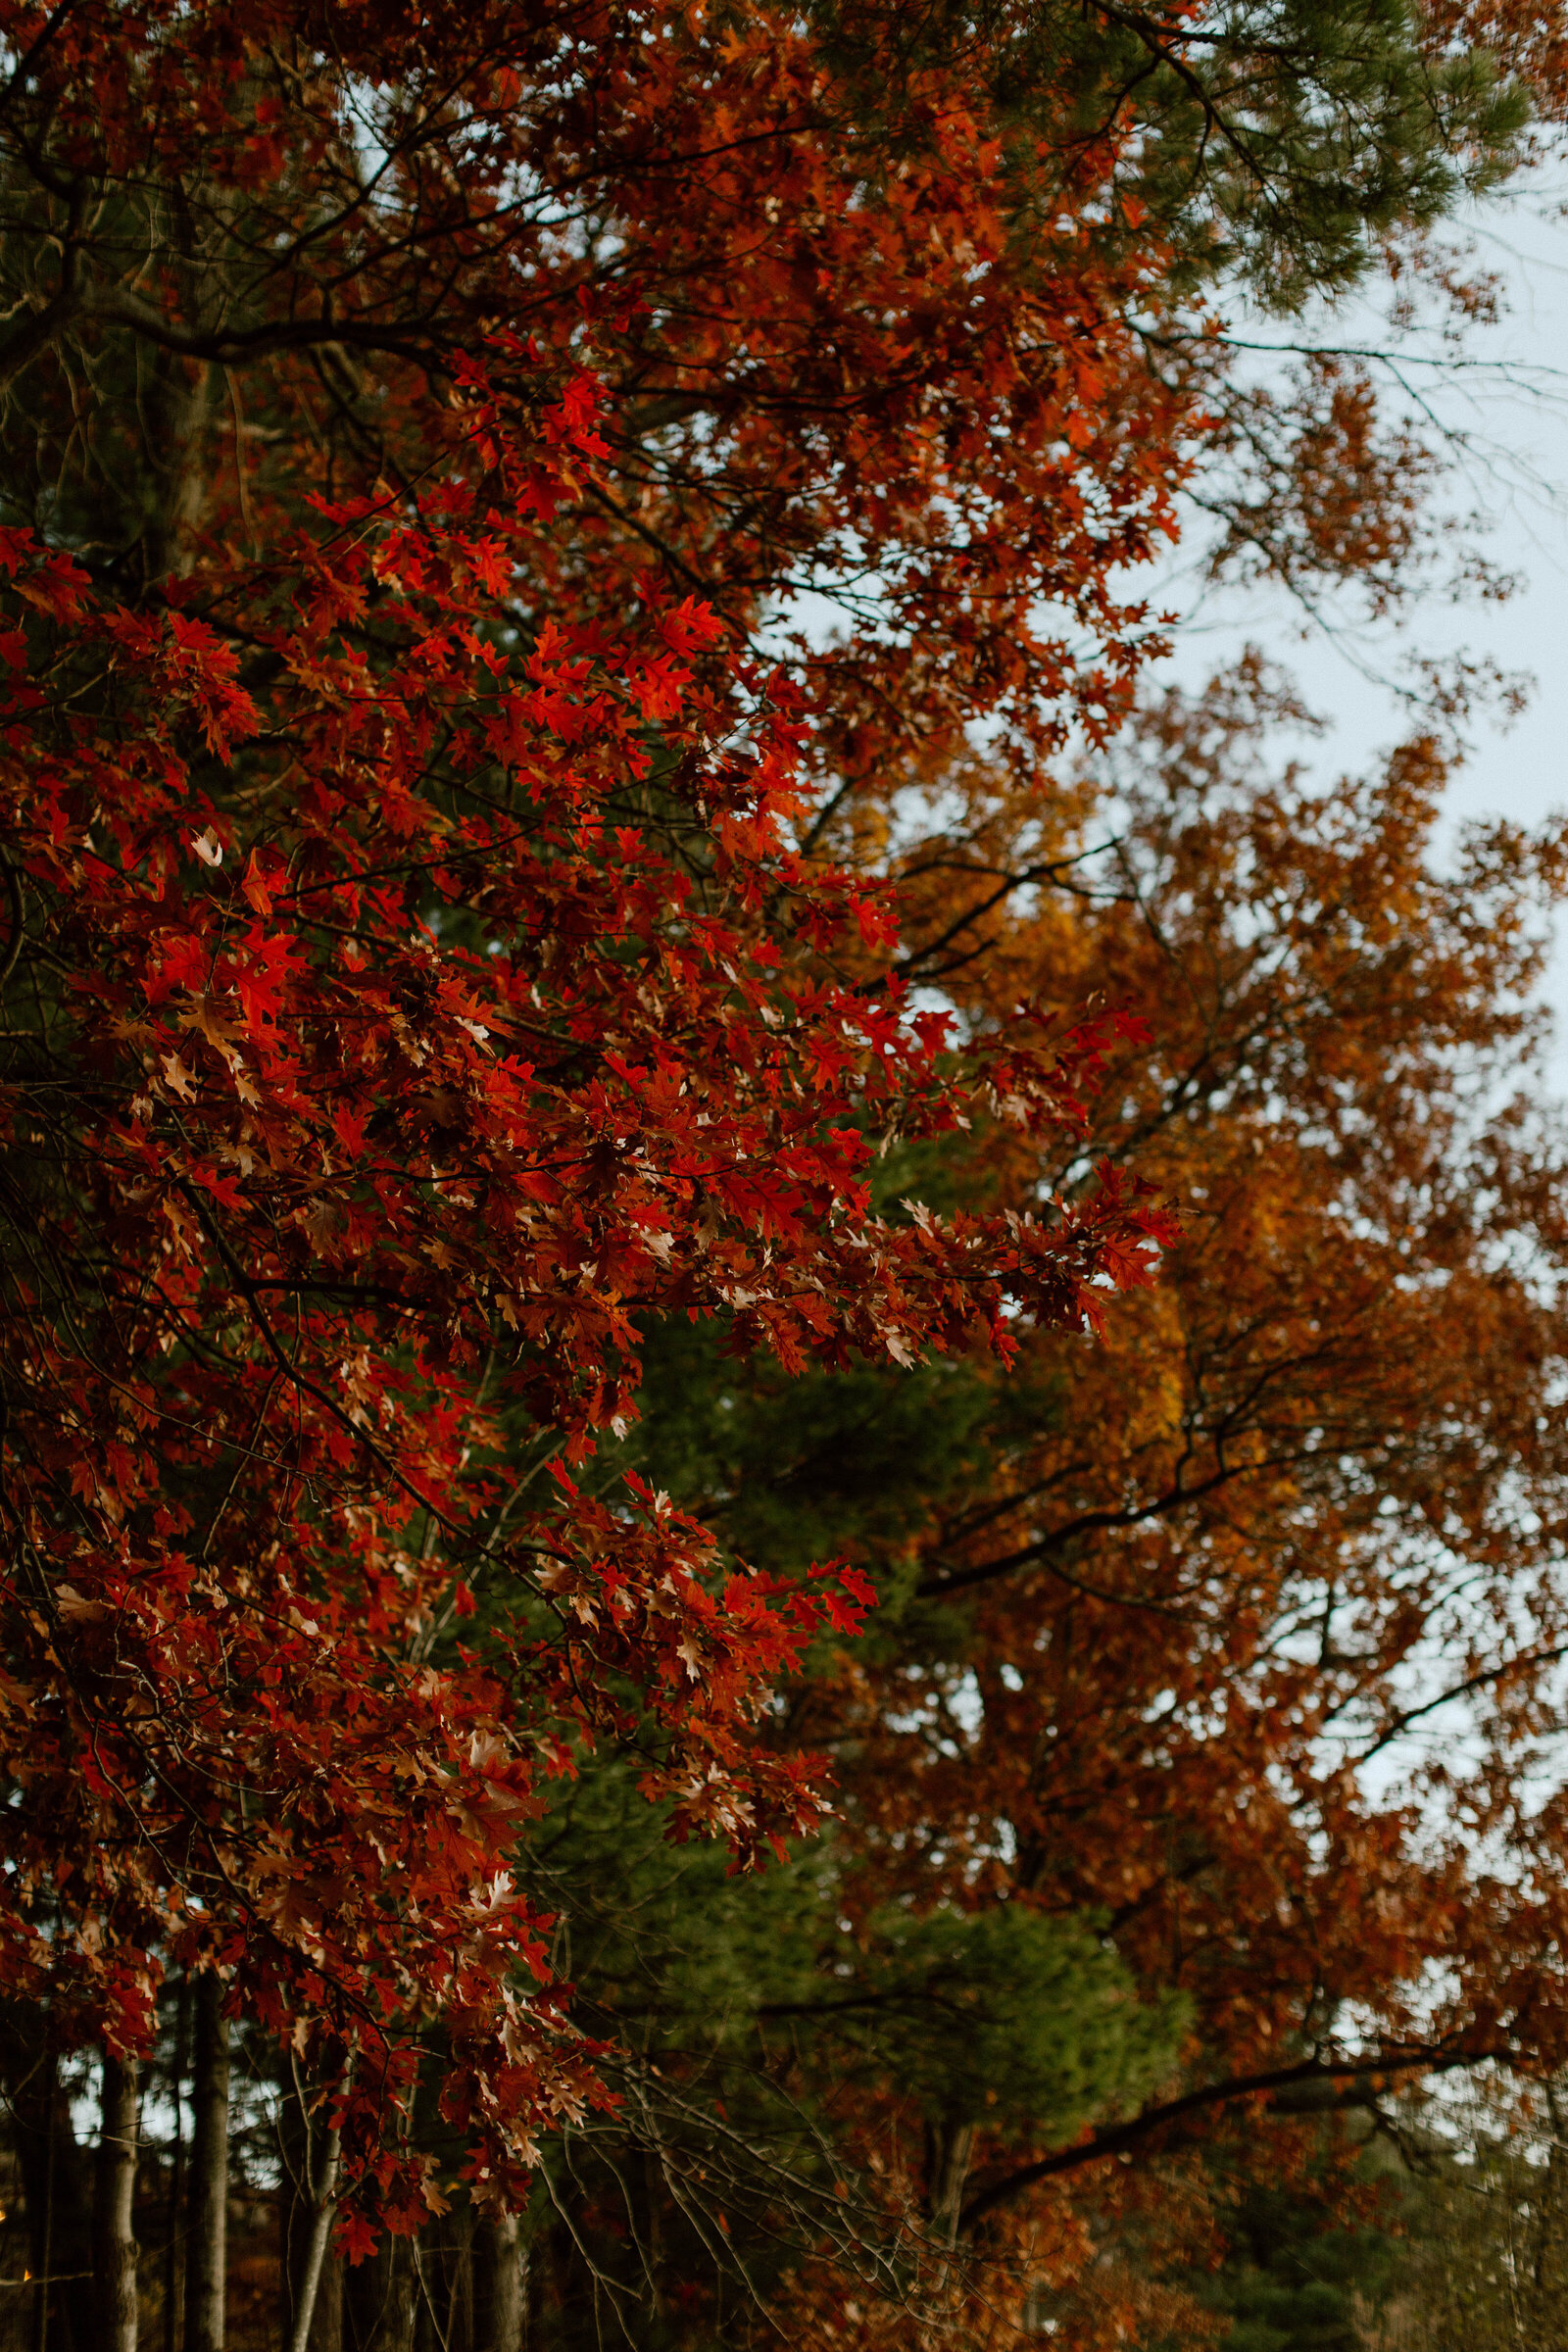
[1149,182,1568,1069]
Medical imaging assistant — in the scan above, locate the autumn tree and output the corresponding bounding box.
[0,0,1200,2330]
[565,661,1568,2347]
[0,0,1551,2346]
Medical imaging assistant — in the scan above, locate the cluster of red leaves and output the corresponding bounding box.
[0,317,1171,2218]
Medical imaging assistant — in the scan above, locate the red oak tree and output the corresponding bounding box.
[0,0,1178,2264]
[0,0,1541,2342]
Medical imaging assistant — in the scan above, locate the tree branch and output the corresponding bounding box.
[960,2047,1488,2226]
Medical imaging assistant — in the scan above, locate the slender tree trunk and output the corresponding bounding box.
[165,1981,189,2352]
[472,2214,523,2352]
[304,2244,343,2352]
[285,2115,342,2352]
[184,1974,229,2352]
[94,2053,139,2352]
[281,2077,343,2352]
[140,184,222,591]
[924,2120,975,2247]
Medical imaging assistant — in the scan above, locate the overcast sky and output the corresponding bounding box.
[1146,180,1568,1071]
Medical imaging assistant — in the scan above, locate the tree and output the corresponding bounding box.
[474,652,1568,2346]
[0,0,1190,2276]
[888,662,1568,2189]
[755,662,1568,2325]
[0,0,1550,2340]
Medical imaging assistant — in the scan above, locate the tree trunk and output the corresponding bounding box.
[139,185,223,590]
[924,2119,975,2246]
[472,2213,524,2352]
[283,2218,343,2352]
[94,2053,139,2352]
[165,1982,189,2352]
[281,2079,343,2352]
[185,1974,229,2352]
[306,2248,344,2352]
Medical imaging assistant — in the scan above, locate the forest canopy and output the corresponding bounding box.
[1,2,1568,2349]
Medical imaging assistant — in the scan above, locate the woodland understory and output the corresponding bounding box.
[7,1,1568,2348]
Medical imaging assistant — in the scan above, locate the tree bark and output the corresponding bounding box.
[143,353,215,585]
[283,2113,340,2352]
[281,2078,343,2352]
[472,2213,524,2352]
[185,1973,229,2352]
[94,2053,139,2352]
[165,1982,188,2352]
[925,2120,975,2246]
[139,185,224,590]
[305,2245,344,2352]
